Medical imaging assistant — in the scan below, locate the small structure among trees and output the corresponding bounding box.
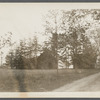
[37,48,57,69]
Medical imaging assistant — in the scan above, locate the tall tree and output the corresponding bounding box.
[44,10,60,74]
[0,32,12,66]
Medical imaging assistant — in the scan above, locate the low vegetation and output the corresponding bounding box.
[0,69,99,92]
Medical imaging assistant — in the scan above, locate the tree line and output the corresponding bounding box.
[1,9,100,69]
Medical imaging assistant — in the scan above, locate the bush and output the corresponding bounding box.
[73,53,97,69]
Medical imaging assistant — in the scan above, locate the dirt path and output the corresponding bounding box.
[53,72,100,92]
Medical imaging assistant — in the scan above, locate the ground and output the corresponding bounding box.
[0,69,99,92]
[53,72,100,92]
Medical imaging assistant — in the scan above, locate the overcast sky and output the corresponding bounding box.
[0,3,47,43]
[0,3,73,42]
[0,3,100,42]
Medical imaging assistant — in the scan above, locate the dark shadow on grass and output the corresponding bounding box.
[12,70,27,92]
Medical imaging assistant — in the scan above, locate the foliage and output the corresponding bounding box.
[44,9,99,69]
[5,9,100,69]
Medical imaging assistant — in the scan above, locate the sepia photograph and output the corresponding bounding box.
[0,3,100,98]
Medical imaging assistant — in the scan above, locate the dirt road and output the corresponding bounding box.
[53,72,100,92]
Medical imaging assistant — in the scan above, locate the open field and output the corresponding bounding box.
[0,69,100,92]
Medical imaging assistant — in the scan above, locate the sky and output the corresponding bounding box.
[0,3,100,42]
[0,3,72,40]
[0,4,46,43]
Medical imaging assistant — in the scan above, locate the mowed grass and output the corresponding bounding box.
[0,69,99,92]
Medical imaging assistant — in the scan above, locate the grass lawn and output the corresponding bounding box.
[0,69,99,92]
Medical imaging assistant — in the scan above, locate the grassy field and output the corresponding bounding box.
[0,69,99,92]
